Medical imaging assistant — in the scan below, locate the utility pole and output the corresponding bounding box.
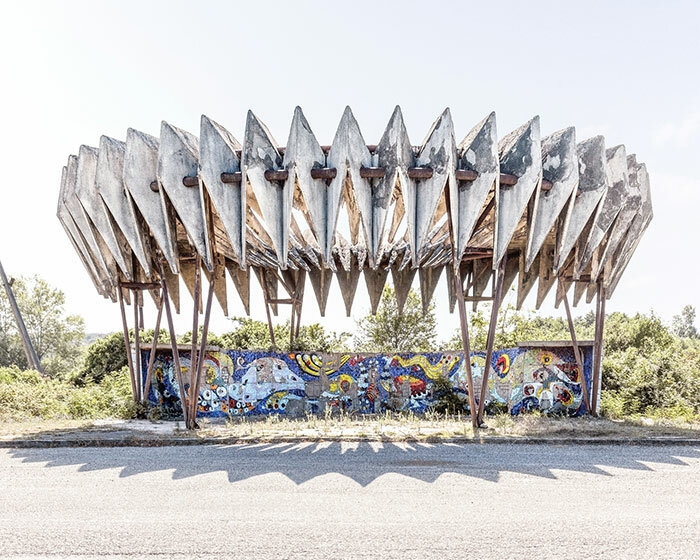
[0,258,43,373]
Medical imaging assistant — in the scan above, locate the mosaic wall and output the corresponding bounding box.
[142,346,593,418]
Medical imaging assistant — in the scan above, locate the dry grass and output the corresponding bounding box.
[2,413,699,443]
[193,411,700,441]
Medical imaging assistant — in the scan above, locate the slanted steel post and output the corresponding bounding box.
[142,291,164,405]
[132,289,142,402]
[444,187,479,428]
[477,253,507,425]
[295,271,305,340]
[562,290,592,414]
[117,281,138,403]
[158,260,189,427]
[189,255,201,428]
[591,281,606,415]
[260,269,276,347]
[189,276,215,428]
[0,258,43,373]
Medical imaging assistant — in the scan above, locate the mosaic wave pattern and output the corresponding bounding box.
[143,346,593,417]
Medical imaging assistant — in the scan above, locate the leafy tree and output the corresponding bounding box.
[0,275,85,376]
[672,305,699,339]
[355,287,437,352]
[219,317,350,352]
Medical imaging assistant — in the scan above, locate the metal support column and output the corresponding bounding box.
[477,253,507,425]
[444,187,479,428]
[562,290,592,414]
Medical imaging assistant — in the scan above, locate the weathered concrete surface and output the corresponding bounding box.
[199,115,244,265]
[1,443,698,559]
[75,145,133,280]
[526,127,578,272]
[454,112,499,261]
[495,116,542,268]
[576,144,629,277]
[157,121,213,271]
[123,128,179,274]
[95,136,152,278]
[555,135,609,273]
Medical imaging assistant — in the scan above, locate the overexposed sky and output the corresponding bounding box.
[1,0,698,341]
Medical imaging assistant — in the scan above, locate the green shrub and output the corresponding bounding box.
[0,366,135,421]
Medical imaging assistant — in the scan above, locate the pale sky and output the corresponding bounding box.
[1,0,698,341]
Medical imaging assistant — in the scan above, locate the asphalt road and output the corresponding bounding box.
[1,442,699,559]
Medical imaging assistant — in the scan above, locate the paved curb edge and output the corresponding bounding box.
[2,435,700,448]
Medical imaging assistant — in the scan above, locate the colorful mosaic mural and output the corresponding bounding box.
[142,345,593,418]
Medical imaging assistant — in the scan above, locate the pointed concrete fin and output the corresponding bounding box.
[335,253,361,316]
[58,165,109,296]
[495,116,542,269]
[454,112,499,260]
[327,107,373,263]
[283,107,327,259]
[585,281,597,304]
[364,267,390,314]
[413,109,456,263]
[391,264,417,315]
[572,279,587,306]
[555,136,608,272]
[124,128,179,273]
[591,154,643,281]
[308,267,333,316]
[525,127,578,272]
[517,250,538,310]
[199,115,245,266]
[499,252,520,307]
[605,162,653,295]
[446,261,471,313]
[254,266,279,316]
[576,144,628,276]
[471,258,493,311]
[535,246,557,309]
[373,106,414,264]
[180,260,203,313]
[419,265,444,314]
[241,111,287,268]
[554,276,573,309]
[157,121,214,272]
[75,145,133,280]
[65,154,119,290]
[202,254,228,316]
[96,136,152,278]
[62,156,113,293]
[225,261,250,315]
[162,263,180,314]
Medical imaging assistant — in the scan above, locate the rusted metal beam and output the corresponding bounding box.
[220,172,243,183]
[444,187,479,429]
[310,168,338,180]
[264,169,289,182]
[119,281,161,290]
[210,168,550,191]
[477,252,507,425]
[182,176,198,187]
[562,290,592,414]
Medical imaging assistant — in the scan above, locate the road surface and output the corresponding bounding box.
[1,442,699,559]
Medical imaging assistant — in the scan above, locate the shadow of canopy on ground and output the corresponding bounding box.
[6,441,700,486]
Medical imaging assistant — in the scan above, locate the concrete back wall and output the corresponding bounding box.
[141,344,594,418]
